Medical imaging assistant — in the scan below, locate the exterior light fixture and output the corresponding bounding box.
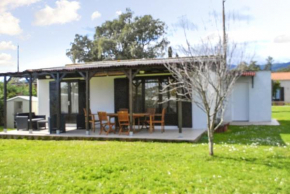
[139,70,145,74]
[45,75,51,79]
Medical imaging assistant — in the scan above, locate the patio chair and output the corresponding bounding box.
[117,111,130,135]
[15,113,46,130]
[151,108,166,133]
[98,112,116,135]
[141,108,156,129]
[83,108,99,132]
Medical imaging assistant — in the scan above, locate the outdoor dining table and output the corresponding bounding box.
[107,113,154,133]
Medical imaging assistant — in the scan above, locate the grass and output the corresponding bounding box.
[0,107,290,193]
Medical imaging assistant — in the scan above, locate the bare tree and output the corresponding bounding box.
[162,2,249,155]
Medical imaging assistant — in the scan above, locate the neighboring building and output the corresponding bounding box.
[0,58,272,134]
[271,72,290,103]
[7,96,38,128]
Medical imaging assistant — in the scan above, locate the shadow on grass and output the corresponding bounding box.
[272,111,290,113]
[214,155,290,170]
[197,120,290,147]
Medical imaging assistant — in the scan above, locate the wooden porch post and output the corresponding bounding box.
[123,69,139,132]
[56,73,61,130]
[3,76,7,132]
[128,69,133,131]
[178,101,182,133]
[28,73,33,130]
[178,87,183,135]
[85,71,90,132]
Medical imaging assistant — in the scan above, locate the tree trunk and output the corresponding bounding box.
[208,129,214,156]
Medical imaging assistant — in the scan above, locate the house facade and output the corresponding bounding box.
[1,58,272,133]
[271,72,290,103]
[36,59,271,131]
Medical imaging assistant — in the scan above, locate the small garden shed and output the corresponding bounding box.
[7,96,38,128]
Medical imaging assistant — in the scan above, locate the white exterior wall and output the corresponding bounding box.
[37,77,120,120]
[7,101,14,129]
[37,79,51,120]
[223,71,272,123]
[248,71,271,122]
[278,80,290,103]
[90,76,117,115]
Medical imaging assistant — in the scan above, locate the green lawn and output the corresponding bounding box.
[0,107,290,193]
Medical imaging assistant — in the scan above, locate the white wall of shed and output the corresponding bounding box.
[7,98,39,129]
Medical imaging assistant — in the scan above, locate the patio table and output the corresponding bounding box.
[107,113,153,133]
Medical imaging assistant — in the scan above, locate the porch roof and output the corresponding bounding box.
[0,57,192,77]
[0,57,256,78]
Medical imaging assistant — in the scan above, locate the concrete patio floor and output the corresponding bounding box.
[230,119,280,126]
[0,125,206,143]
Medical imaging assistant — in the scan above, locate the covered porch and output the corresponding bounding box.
[0,58,203,141]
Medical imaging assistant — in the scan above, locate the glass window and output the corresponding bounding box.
[70,82,79,114]
[161,79,177,114]
[132,77,177,114]
[61,82,69,113]
[144,79,159,110]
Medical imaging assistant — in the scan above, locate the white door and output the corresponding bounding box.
[232,82,249,121]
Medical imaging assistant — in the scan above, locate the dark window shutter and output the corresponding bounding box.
[78,80,86,114]
[114,78,129,112]
[49,81,57,130]
[281,87,285,101]
[182,102,192,127]
[49,81,57,117]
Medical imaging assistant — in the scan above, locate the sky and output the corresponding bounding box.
[0,0,289,73]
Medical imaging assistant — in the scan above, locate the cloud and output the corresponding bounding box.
[91,11,101,20]
[0,0,40,12]
[274,34,290,43]
[0,0,40,36]
[116,11,122,16]
[34,0,81,26]
[0,12,22,35]
[0,41,17,50]
[0,53,13,65]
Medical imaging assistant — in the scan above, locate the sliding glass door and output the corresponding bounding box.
[115,76,192,127]
[61,81,79,123]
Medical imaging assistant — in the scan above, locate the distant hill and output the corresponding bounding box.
[271,62,290,72]
[230,62,290,71]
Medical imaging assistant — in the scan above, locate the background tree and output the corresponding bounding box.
[272,80,281,99]
[237,61,249,71]
[0,79,36,125]
[66,34,95,63]
[248,61,261,71]
[67,9,169,62]
[264,56,274,71]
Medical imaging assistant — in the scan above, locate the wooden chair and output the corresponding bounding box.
[151,108,166,133]
[98,112,115,135]
[83,108,99,132]
[141,108,156,129]
[119,108,128,112]
[117,111,130,135]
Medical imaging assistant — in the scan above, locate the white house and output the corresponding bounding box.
[0,57,272,136]
[34,58,271,132]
